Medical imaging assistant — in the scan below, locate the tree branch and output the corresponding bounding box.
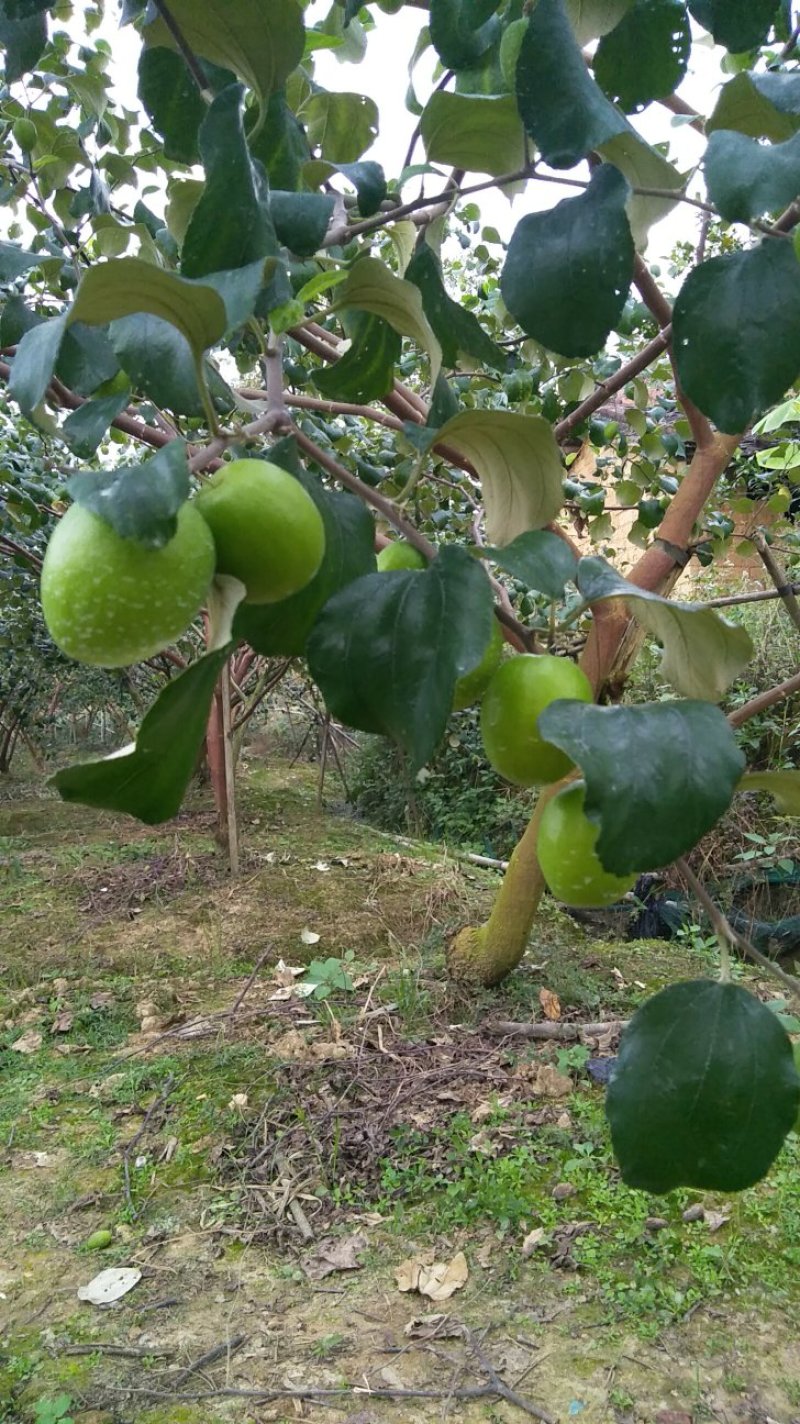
[553,328,671,443]
[751,529,800,637]
[677,858,800,1000]
[727,669,800,729]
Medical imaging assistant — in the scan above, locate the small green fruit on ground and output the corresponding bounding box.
[86,1229,113,1250]
[452,617,505,711]
[480,653,592,785]
[376,540,427,571]
[40,502,215,668]
[195,458,325,604]
[537,782,637,908]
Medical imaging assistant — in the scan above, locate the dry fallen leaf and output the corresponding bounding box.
[395,1251,468,1302]
[50,1009,74,1034]
[77,1266,142,1305]
[300,928,321,946]
[11,1029,42,1055]
[303,1233,366,1281]
[89,991,115,1010]
[228,1093,249,1111]
[705,1209,731,1232]
[531,1064,573,1098]
[521,1227,546,1257]
[539,987,562,1021]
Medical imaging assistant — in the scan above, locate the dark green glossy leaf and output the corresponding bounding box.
[0,0,51,15]
[429,0,502,71]
[673,241,800,433]
[143,0,305,111]
[337,161,387,216]
[537,699,746,873]
[138,46,207,164]
[607,980,800,1192]
[52,647,232,825]
[406,244,507,370]
[0,7,46,82]
[427,374,460,429]
[688,0,779,52]
[67,440,190,550]
[181,85,278,279]
[56,323,119,398]
[313,311,401,402]
[336,257,441,384]
[576,555,754,700]
[9,260,228,417]
[515,0,626,168]
[270,192,335,258]
[501,164,634,357]
[62,387,132,458]
[483,530,579,598]
[307,546,494,772]
[704,129,800,223]
[420,90,526,176]
[0,241,44,282]
[109,314,233,418]
[249,90,311,191]
[707,72,800,140]
[234,442,377,655]
[305,90,379,163]
[594,0,690,114]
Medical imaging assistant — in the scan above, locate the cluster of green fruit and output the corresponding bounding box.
[480,655,636,910]
[377,540,632,912]
[40,459,326,667]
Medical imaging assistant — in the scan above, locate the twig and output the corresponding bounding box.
[463,1326,556,1424]
[727,669,800,728]
[484,1019,628,1041]
[59,1343,175,1359]
[121,1074,176,1219]
[104,1379,553,1413]
[274,1151,315,1241]
[169,1333,247,1389]
[227,945,274,1024]
[751,529,800,637]
[702,584,800,610]
[677,858,800,999]
[150,0,212,100]
[553,329,671,442]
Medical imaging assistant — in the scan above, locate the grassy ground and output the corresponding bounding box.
[2,755,800,1424]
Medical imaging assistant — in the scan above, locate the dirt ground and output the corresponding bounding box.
[2,760,800,1424]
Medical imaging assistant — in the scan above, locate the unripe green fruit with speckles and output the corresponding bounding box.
[537,783,637,908]
[40,502,216,668]
[194,458,325,604]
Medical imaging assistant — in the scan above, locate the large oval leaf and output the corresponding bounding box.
[673,241,800,434]
[537,699,746,873]
[704,129,800,223]
[420,91,527,177]
[143,0,304,114]
[515,0,626,168]
[594,0,690,114]
[335,257,442,387]
[607,980,800,1192]
[307,546,494,773]
[687,0,780,53]
[502,164,634,358]
[434,409,565,543]
[52,647,232,825]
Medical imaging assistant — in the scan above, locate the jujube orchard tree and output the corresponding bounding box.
[1,0,800,1194]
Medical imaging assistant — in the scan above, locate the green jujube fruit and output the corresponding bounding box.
[480,652,593,785]
[195,458,326,604]
[40,502,216,668]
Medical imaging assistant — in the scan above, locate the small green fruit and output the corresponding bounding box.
[195,458,325,604]
[41,502,216,668]
[537,782,638,908]
[480,653,593,785]
[452,618,504,712]
[86,1229,114,1250]
[13,117,37,153]
[376,540,427,572]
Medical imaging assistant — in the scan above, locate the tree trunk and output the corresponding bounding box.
[448,430,742,987]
